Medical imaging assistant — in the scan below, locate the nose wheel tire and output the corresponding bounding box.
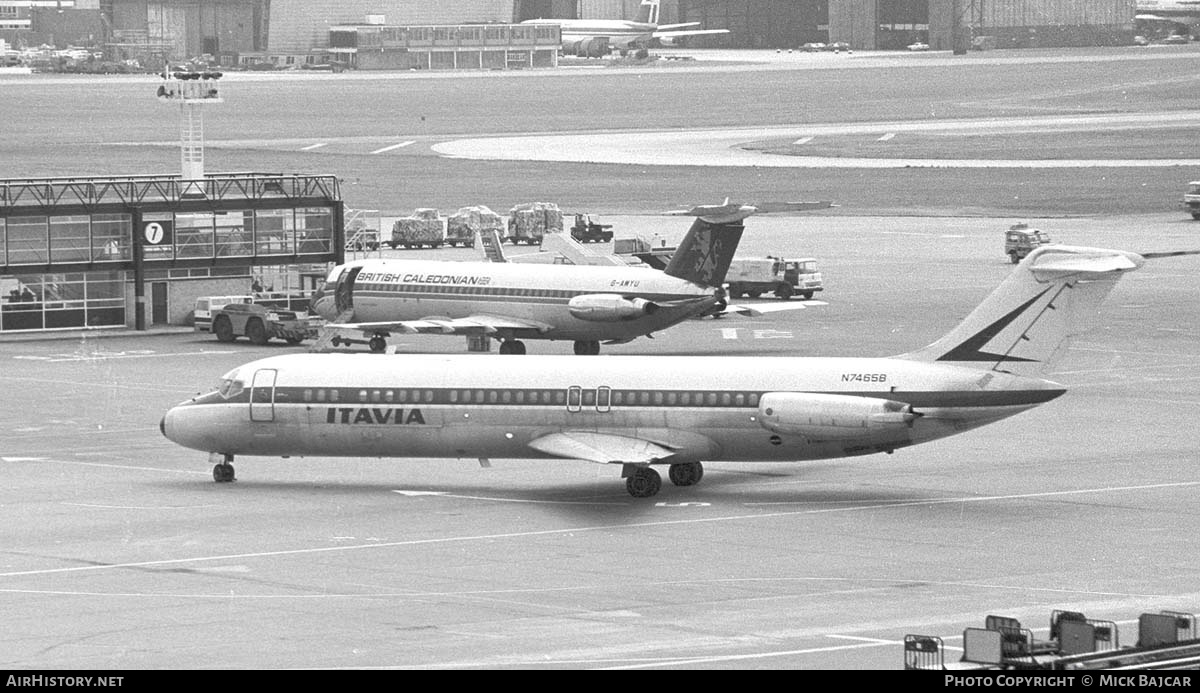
[668,462,704,487]
[625,467,662,498]
[368,336,387,353]
[213,462,236,483]
[573,340,600,355]
[499,340,527,355]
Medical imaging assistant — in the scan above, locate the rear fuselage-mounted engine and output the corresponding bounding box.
[568,294,660,322]
[757,392,918,441]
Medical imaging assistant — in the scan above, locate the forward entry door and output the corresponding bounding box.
[249,369,277,422]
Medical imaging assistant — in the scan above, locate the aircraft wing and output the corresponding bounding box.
[316,314,555,342]
[652,28,730,39]
[720,300,826,317]
[528,431,676,465]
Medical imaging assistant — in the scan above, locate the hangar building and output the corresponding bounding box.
[76,1,1138,64]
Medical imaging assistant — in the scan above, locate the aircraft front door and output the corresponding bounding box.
[249,368,277,422]
[334,266,362,315]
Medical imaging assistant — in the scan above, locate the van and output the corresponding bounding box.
[1004,223,1052,264]
[193,295,254,332]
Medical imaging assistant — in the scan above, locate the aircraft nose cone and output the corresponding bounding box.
[159,413,168,438]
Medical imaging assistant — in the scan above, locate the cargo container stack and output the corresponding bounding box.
[507,202,563,245]
[446,205,504,247]
[389,208,446,248]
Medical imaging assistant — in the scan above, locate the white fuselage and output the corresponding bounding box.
[314,259,718,342]
[162,353,1065,465]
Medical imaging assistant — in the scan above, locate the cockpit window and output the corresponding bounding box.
[217,370,245,399]
[218,378,244,399]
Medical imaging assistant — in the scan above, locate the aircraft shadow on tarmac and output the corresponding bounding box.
[143,461,957,514]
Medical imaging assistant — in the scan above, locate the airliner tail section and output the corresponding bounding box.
[898,245,1144,375]
[662,200,754,287]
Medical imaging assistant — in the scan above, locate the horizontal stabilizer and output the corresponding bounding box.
[528,431,675,465]
[663,198,756,224]
[751,201,836,213]
[1028,251,1139,279]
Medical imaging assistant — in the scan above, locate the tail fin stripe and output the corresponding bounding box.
[935,287,1050,364]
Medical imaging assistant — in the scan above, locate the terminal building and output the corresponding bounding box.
[0,172,344,333]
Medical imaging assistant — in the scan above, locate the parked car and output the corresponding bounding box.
[800,42,827,52]
[907,42,930,51]
[828,41,851,52]
[1162,34,1190,44]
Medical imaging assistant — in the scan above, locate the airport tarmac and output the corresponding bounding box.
[2,211,1198,669]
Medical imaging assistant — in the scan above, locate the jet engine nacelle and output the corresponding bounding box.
[757,392,917,440]
[568,294,660,322]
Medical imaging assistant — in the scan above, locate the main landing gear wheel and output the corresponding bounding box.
[668,462,704,487]
[625,467,662,498]
[213,461,236,483]
[368,335,387,353]
[499,340,526,355]
[573,340,600,355]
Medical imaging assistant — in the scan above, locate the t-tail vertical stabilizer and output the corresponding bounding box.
[662,199,754,288]
[898,245,1143,376]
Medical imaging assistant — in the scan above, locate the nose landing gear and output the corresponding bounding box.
[211,453,236,483]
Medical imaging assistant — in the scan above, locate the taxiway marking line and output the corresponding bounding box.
[3,480,1198,580]
[371,140,415,154]
[793,136,814,145]
[601,639,890,669]
[877,132,896,141]
[300,142,328,151]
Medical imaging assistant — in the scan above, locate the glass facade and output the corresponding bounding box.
[2,272,126,331]
[6,216,49,265]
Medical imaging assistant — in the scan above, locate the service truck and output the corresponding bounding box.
[1004,222,1052,263]
[1185,181,1200,220]
[569,213,613,243]
[210,302,322,345]
[725,256,823,300]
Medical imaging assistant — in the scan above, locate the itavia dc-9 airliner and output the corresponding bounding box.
[162,244,1143,498]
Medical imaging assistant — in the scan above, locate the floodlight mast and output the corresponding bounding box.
[156,69,224,183]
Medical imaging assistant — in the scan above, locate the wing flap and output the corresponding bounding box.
[323,314,554,338]
[528,431,675,465]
